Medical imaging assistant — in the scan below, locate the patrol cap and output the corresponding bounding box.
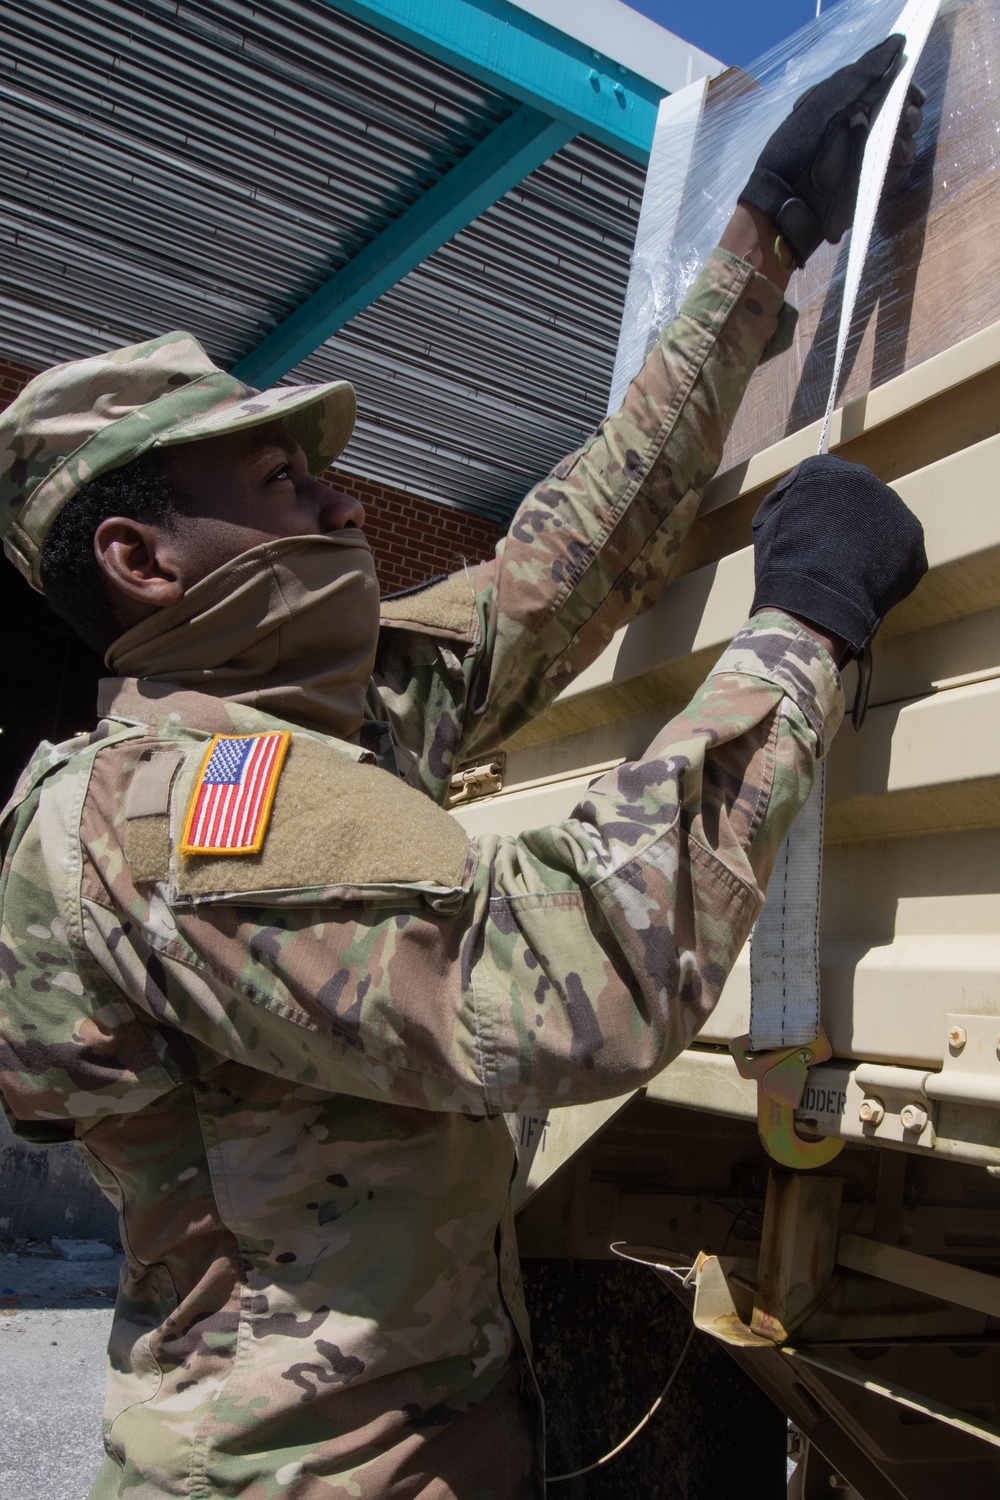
[0,330,357,592]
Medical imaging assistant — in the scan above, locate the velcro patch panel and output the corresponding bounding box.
[179,732,290,856]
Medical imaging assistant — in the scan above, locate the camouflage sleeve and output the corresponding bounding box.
[461,612,843,1108]
[22,613,838,1127]
[0,756,202,1137]
[379,250,788,799]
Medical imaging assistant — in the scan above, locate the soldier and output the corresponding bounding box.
[0,41,926,1500]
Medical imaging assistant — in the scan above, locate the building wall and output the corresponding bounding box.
[0,355,32,408]
[326,466,504,595]
[0,355,506,595]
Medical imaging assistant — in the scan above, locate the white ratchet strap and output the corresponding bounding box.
[739,2,940,1162]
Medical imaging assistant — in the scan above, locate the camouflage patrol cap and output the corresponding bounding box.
[0,329,357,591]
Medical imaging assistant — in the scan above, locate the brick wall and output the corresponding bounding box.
[0,355,33,408]
[0,355,506,594]
[327,466,503,594]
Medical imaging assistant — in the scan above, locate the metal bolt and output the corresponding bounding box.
[900,1103,929,1133]
[859,1097,884,1127]
[799,1050,813,1065]
[949,1025,967,1050]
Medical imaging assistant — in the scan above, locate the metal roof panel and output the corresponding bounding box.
[299,134,644,522]
[1,0,645,525]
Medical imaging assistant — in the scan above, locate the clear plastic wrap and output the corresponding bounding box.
[609,0,1000,469]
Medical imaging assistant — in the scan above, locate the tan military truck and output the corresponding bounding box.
[452,4,1000,1492]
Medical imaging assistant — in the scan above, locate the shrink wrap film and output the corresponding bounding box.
[609,0,1000,469]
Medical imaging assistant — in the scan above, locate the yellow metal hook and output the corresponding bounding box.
[730,1025,845,1169]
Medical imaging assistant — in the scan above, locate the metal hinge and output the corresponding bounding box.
[448,754,505,807]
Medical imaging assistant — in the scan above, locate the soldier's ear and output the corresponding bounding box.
[93,516,187,612]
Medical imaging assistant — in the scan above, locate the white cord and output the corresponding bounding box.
[609,1240,694,1280]
[546,1326,696,1484]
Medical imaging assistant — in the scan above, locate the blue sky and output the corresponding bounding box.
[625,0,843,68]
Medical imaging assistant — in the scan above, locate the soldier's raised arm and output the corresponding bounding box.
[377,37,925,799]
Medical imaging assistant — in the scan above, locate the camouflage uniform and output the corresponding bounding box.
[0,250,843,1498]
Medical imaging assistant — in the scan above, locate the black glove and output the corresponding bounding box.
[751,455,927,656]
[739,35,925,267]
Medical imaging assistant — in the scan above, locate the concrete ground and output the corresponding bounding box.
[0,1249,121,1500]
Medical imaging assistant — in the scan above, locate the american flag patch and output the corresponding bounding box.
[179,732,290,856]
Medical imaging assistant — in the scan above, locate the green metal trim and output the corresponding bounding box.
[234,104,574,387]
[322,0,664,163]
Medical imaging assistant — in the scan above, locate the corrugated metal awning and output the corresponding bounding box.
[2,0,650,522]
[300,136,644,518]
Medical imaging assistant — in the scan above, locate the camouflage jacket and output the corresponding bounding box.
[0,251,843,1500]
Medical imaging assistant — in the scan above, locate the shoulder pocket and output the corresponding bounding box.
[170,732,476,910]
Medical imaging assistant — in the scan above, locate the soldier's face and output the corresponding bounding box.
[161,419,366,574]
[94,419,366,626]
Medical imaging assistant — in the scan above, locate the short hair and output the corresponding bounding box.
[38,452,189,655]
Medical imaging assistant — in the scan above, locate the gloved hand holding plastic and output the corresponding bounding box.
[608,0,1000,461]
[739,34,923,266]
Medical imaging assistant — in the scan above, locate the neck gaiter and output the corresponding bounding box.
[108,532,380,741]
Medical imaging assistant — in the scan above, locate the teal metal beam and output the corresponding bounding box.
[325,0,665,163]
[234,1,670,386]
[234,104,574,388]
